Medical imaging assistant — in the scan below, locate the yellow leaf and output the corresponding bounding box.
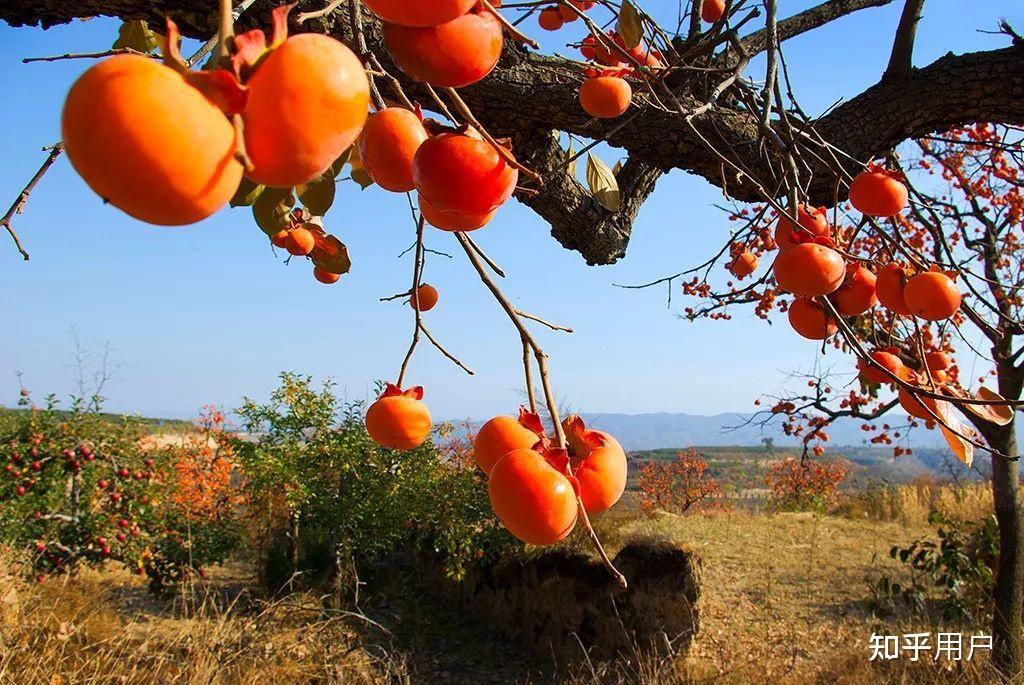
[586,153,621,212]
[935,401,974,467]
[617,1,644,50]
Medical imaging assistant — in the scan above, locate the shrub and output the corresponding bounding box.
[764,457,847,511]
[636,448,727,515]
[232,373,516,591]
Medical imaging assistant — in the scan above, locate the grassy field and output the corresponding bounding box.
[0,482,1001,684]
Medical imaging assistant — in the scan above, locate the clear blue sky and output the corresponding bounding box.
[1,2,1020,421]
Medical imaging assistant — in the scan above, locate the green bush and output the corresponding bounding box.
[232,373,517,591]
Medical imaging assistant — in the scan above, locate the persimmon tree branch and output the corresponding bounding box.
[2,143,63,261]
[883,0,926,81]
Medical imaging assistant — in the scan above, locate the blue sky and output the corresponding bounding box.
[1,2,1021,421]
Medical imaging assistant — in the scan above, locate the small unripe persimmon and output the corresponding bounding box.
[286,227,316,256]
[579,76,632,119]
[410,284,439,311]
[358,108,429,193]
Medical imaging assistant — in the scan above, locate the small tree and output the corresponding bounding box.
[764,457,848,512]
[637,448,725,515]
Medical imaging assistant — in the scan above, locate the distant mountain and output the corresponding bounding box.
[570,411,949,451]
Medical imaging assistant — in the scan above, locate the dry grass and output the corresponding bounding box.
[833,480,996,526]
[0,482,1005,684]
[0,562,400,685]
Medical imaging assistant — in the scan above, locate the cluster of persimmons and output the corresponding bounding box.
[365,387,626,546]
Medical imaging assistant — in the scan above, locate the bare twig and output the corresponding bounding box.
[2,143,64,261]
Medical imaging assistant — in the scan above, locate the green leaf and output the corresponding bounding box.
[252,187,294,236]
[298,177,336,216]
[617,1,644,50]
[326,148,353,179]
[112,20,163,54]
[230,178,265,208]
[586,153,621,212]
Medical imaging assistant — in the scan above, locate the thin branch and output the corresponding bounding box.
[2,143,64,261]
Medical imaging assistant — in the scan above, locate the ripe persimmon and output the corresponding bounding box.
[538,7,564,30]
[774,205,830,251]
[579,76,632,118]
[563,415,626,515]
[314,266,340,284]
[363,0,477,26]
[926,350,952,371]
[384,11,503,88]
[419,195,496,232]
[270,229,289,248]
[728,251,758,278]
[62,55,242,225]
[473,409,542,475]
[410,284,439,311]
[285,227,316,256]
[850,164,908,217]
[365,384,432,450]
[413,132,519,216]
[487,448,578,545]
[243,34,369,187]
[358,108,429,192]
[903,271,962,321]
[857,349,906,385]
[832,264,878,316]
[788,298,836,340]
[876,263,912,316]
[898,383,938,421]
[773,242,846,297]
[702,0,726,22]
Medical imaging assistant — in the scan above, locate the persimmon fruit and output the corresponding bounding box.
[363,0,477,27]
[411,284,439,311]
[384,11,503,88]
[563,415,626,515]
[832,264,878,316]
[728,251,758,278]
[358,108,429,192]
[788,298,836,340]
[774,205,829,251]
[926,350,952,371]
[419,195,496,232]
[413,132,519,216]
[538,7,564,30]
[285,227,316,256]
[773,242,846,297]
[850,164,908,217]
[62,55,243,225]
[857,349,905,385]
[876,263,912,316]
[243,34,370,188]
[702,0,726,22]
[365,384,432,450]
[487,448,578,545]
[473,410,541,475]
[903,271,962,321]
[314,266,341,284]
[579,76,632,119]
[270,229,289,248]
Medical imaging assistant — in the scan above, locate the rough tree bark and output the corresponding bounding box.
[2,0,1022,264]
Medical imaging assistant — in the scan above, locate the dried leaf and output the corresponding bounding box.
[617,1,644,50]
[298,176,336,216]
[252,187,294,236]
[230,178,264,208]
[112,20,163,54]
[586,153,621,211]
[935,401,974,467]
[966,387,1014,427]
[612,160,623,176]
[310,233,352,276]
[565,140,577,178]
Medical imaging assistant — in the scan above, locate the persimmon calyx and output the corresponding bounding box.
[232,3,295,78]
[380,383,424,400]
[517,406,545,436]
[163,18,248,115]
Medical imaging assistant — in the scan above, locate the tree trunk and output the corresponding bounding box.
[987,420,1023,680]
[287,511,300,592]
